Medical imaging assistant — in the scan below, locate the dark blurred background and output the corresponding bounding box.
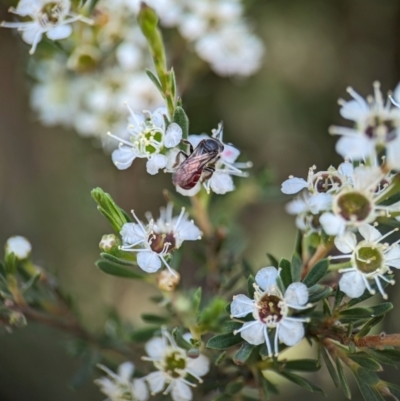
[1,0,400,400]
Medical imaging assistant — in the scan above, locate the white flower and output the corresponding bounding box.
[331,224,399,299]
[1,0,92,54]
[330,82,400,170]
[194,23,264,77]
[143,329,209,401]
[231,267,310,356]
[109,105,182,174]
[319,165,398,236]
[5,236,32,260]
[119,203,202,275]
[172,123,252,196]
[95,362,148,401]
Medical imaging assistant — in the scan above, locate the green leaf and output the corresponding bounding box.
[260,374,279,400]
[215,351,226,366]
[193,287,202,312]
[279,370,324,393]
[283,359,320,372]
[130,327,159,342]
[172,327,191,350]
[21,272,41,292]
[233,342,255,365]
[291,253,302,283]
[100,253,136,266]
[323,298,332,316]
[279,258,292,288]
[348,354,382,371]
[242,259,253,278]
[198,298,227,331]
[336,357,351,399]
[266,253,279,267]
[172,106,189,139]
[146,69,163,93]
[302,259,329,287]
[140,313,168,325]
[321,347,339,388]
[207,332,243,350]
[356,315,385,338]
[96,259,144,280]
[5,252,17,275]
[339,303,393,323]
[353,369,384,401]
[227,380,245,395]
[221,321,242,332]
[247,275,256,298]
[364,349,400,366]
[334,289,345,309]
[308,284,333,303]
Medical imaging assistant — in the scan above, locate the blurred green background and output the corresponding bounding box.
[1,0,400,400]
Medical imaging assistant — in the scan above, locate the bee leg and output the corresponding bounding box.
[201,166,215,182]
[181,139,194,154]
[172,151,189,168]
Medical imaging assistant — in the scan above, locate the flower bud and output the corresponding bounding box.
[157,269,180,292]
[9,311,27,328]
[187,348,200,359]
[99,234,119,252]
[5,236,32,260]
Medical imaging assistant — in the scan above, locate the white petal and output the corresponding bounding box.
[117,361,134,381]
[145,371,166,395]
[6,236,31,259]
[340,99,369,121]
[14,0,41,16]
[286,199,307,215]
[164,123,183,148]
[137,251,162,273]
[239,321,265,345]
[132,379,149,401]
[221,144,240,164]
[120,223,145,245]
[112,146,136,170]
[338,161,354,180]
[320,213,345,236]
[145,336,168,360]
[353,166,382,191]
[278,320,305,346]
[308,193,332,213]
[146,154,167,175]
[171,379,192,401]
[173,219,202,243]
[255,267,279,291]
[210,173,234,194]
[386,134,400,170]
[335,136,375,160]
[176,182,201,197]
[339,271,365,298]
[22,26,42,45]
[46,24,72,40]
[358,224,382,243]
[281,177,308,194]
[231,294,255,317]
[284,283,308,306]
[334,231,357,254]
[94,377,117,397]
[384,246,400,269]
[186,354,210,377]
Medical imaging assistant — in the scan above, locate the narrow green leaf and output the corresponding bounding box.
[336,357,351,399]
[334,289,345,309]
[260,374,279,400]
[364,349,400,366]
[323,298,332,316]
[279,258,292,288]
[283,359,320,372]
[146,69,163,93]
[130,327,159,342]
[247,275,256,298]
[279,370,324,393]
[227,380,245,395]
[308,284,333,303]
[140,313,168,325]
[5,252,17,275]
[242,259,253,278]
[303,259,329,287]
[353,369,384,401]
[193,287,202,312]
[339,303,393,322]
[215,351,226,366]
[233,342,255,365]
[172,327,191,350]
[96,259,144,279]
[207,332,243,350]
[172,106,189,139]
[21,272,41,292]
[291,252,302,283]
[221,321,242,332]
[348,354,382,371]
[100,253,136,266]
[321,347,339,388]
[356,315,385,338]
[266,253,279,267]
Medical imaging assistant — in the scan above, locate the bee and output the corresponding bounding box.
[172,127,224,190]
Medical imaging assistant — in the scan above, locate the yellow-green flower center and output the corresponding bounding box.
[165,351,186,379]
[336,191,372,222]
[355,245,384,274]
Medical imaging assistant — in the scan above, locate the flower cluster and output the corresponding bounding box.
[282,83,400,300]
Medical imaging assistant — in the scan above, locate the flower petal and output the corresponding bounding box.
[171,379,193,401]
[384,246,400,269]
[164,123,183,148]
[334,231,357,254]
[335,136,375,160]
[145,371,166,395]
[358,224,382,243]
[120,223,145,245]
[46,24,72,40]
[112,146,136,170]
[117,361,134,381]
[339,271,365,298]
[221,144,240,164]
[137,251,162,273]
[386,134,400,170]
[286,199,307,215]
[338,161,354,180]
[281,177,308,194]
[146,154,167,175]
[308,193,332,214]
[255,266,279,291]
[278,320,305,346]
[320,212,345,236]
[176,182,201,197]
[145,336,168,360]
[239,321,265,345]
[284,283,308,306]
[132,379,149,401]
[231,294,255,317]
[339,99,369,121]
[186,354,210,377]
[210,172,234,194]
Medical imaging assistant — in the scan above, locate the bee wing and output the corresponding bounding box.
[181,153,213,174]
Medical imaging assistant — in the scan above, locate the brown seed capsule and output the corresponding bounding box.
[157,269,180,292]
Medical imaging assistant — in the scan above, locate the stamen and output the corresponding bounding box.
[273,326,280,357]
[159,255,177,277]
[263,326,273,357]
[130,210,147,234]
[376,228,399,243]
[374,276,388,299]
[173,207,186,231]
[107,131,133,147]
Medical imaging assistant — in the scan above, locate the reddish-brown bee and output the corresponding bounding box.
[172,137,224,190]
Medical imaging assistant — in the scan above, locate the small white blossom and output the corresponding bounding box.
[143,329,209,401]
[95,362,148,401]
[1,0,92,54]
[331,224,400,299]
[119,203,202,274]
[330,82,400,170]
[231,267,311,356]
[5,236,32,260]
